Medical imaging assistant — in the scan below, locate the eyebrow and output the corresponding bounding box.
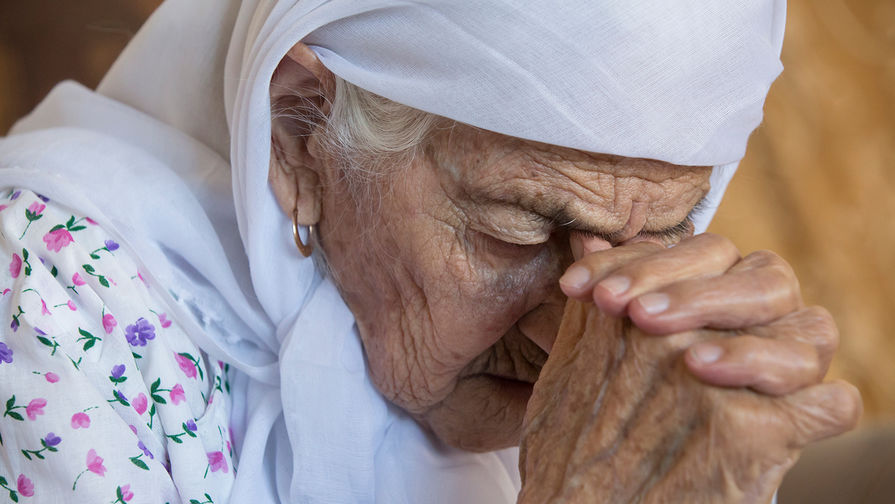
[545,193,710,242]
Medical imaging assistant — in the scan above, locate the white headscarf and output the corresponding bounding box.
[0,1,785,502]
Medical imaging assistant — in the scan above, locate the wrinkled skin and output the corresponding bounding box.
[519,299,860,503]
[268,43,861,498]
[306,123,712,451]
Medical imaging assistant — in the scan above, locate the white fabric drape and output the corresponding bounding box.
[0,1,786,502]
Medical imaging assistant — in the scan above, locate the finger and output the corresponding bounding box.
[749,306,839,380]
[628,250,802,334]
[782,380,863,446]
[568,231,612,261]
[684,335,821,396]
[685,307,839,394]
[589,233,741,317]
[559,241,662,300]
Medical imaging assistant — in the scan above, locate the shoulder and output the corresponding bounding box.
[0,187,236,503]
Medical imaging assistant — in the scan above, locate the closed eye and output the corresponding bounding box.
[470,230,546,260]
[565,213,695,246]
[640,217,694,242]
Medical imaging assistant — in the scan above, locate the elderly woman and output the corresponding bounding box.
[0,0,859,502]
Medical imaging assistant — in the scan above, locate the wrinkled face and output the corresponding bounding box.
[316,124,711,451]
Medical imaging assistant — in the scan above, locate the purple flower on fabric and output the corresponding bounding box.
[10,319,19,332]
[115,390,128,403]
[34,327,46,336]
[124,318,156,347]
[0,342,12,364]
[36,193,49,203]
[137,440,153,459]
[44,432,61,446]
[10,190,20,200]
[111,364,126,379]
[185,419,197,432]
[104,239,120,251]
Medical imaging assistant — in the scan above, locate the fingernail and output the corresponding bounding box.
[559,266,591,289]
[597,276,630,296]
[691,344,723,364]
[637,292,670,314]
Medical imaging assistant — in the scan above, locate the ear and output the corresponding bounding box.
[269,43,335,226]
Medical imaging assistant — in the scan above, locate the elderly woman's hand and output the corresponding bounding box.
[518,300,861,503]
[558,233,838,396]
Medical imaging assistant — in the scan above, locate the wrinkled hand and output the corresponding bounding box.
[558,233,837,396]
[518,300,861,503]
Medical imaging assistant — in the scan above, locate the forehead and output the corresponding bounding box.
[426,125,712,233]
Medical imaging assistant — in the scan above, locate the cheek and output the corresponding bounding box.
[428,239,560,358]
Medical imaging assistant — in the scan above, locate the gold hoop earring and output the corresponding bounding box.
[292,207,314,257]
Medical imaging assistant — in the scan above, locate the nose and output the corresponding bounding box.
[520,236,574,353]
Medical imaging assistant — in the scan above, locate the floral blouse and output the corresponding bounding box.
[0,189,236,503]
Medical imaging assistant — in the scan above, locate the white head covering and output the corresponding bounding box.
[0,1,785,502]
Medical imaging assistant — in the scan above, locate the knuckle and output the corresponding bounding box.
[799,352,822,385]
[749,250,795,279]
[746,253,801,307]
[743,249,780,266]
[745,250,796,280]
[754,373,788,396]
[696,232,740,261]
[802,306,840,354]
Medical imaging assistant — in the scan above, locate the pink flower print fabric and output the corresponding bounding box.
[0,189,236,503]
[42,228,74,252]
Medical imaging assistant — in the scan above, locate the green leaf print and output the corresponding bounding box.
[81,264,112,288]
[129,456,149,471]
[3,396,24,422]
[76,328,102,352]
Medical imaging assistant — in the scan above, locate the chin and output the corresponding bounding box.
[420,372,537,453]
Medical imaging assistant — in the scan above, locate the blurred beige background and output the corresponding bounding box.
[1,0,893,501]
[1,0,892,417]
[707,0,895,422]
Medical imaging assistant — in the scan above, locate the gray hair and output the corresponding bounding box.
[273,76,442,269]
[275,76,441,203]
